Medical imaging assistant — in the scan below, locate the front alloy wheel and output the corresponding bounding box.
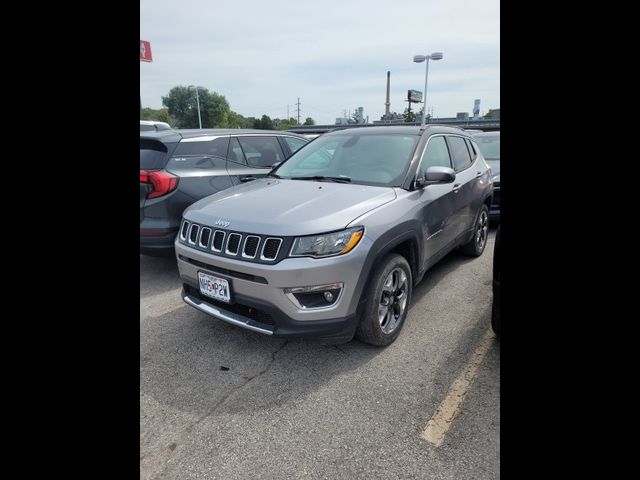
[356,253,412,346]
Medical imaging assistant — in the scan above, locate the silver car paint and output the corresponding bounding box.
[176,238,370,321]
[176,126,493,335]
[182,179,397,237]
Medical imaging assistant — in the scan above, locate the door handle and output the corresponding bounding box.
[240,176,256,182]
[476,171,483,178]
[453,183,462,193]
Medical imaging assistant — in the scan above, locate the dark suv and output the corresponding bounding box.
[140,129,308,255]
[472,131,500,221]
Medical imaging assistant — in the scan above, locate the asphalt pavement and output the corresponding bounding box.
[140,231,499,479]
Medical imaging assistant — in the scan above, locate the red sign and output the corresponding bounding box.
[140,40,153,62]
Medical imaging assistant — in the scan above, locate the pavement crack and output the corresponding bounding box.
[149,339,289,480]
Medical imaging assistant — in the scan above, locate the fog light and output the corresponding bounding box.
[284,282,343,309]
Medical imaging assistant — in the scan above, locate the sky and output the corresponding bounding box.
[140,0,499,125]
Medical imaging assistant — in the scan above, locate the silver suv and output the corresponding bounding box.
[175,126,493,346]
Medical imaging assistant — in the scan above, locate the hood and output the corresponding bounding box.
[184,178,397,236]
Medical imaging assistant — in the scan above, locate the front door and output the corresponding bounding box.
[415,135,457,265]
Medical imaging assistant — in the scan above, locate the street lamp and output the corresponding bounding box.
[188,85,205,128]
[413,52,443,127]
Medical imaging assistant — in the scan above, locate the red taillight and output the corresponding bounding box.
[140,170,178,199]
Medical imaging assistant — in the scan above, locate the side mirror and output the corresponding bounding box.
[415,166,456,188]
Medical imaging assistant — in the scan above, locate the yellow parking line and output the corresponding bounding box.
[421,328,495,447]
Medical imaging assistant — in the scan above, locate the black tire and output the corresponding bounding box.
[355,253,412,346]
[461,204,490,256]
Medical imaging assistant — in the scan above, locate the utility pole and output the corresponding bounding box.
[287,105,289,120]
[296,97,301,125]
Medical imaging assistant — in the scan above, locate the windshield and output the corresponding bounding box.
[273,133,419,186]
[474,134,500,161]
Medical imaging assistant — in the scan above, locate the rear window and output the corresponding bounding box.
[140,139,169,169]
[173,138,229,158]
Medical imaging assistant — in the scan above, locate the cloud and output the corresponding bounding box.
[141,0,499,124]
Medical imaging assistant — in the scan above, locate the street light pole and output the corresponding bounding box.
[421,57,430,127]
[189,85,203,129]
[413,52,443,127]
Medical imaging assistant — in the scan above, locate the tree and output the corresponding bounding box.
[402,108,416,122]
[483,109,499,119]
[274,117,299,130]
[254,114,274,130]
[161,85,231,128]
[303,117,315,126]
[223,111,246,128]
[140,107,173,125]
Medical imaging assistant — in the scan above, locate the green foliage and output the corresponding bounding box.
[274,117,299,130]
[161,85,231,128]
[403,108,416,122]
[303,117,315,126]
[483,109,499,119]
[223,111,247,128]
[140,107,173,125]
[251,114,274,130]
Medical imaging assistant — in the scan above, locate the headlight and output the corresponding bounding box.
[290,227,364,258]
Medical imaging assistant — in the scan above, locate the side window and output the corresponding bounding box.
[167,138,230,169]
[237,137,284,168]
[227,137,247,165]
[465,138,477,161]
[173,137,229,158]
[418,136,452,177]
[283,136,307,155]
[447,136,472,172]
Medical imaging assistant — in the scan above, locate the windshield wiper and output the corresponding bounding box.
[289,175,351,183]
[267,172,281,178]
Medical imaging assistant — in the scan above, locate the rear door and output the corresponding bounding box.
[140,138,172,223]
[164,136,232,206]
[446,135,477,238]
[226,136,286,185]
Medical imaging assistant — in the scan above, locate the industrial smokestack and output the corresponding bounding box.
[385,71,391,116]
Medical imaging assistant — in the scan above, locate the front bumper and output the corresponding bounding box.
[175,238,369,341]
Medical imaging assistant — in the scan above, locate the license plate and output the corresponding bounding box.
[198,271,232,303]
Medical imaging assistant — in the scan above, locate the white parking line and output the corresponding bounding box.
[140,288,186,319]
[421,328,495,447]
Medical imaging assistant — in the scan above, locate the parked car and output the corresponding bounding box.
[140,120,172,132]
[492,224,500,338]
[175,126,493,346]
[472,131,500,221]
[140,129,309,256]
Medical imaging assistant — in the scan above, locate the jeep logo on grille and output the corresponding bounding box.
[214,218,230,228]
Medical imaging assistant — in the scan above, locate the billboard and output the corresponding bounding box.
[140,40,153,62]
[408,90,423,103]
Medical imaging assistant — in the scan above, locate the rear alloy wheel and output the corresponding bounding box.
[461,204,489,256]
[356,253,412,346]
